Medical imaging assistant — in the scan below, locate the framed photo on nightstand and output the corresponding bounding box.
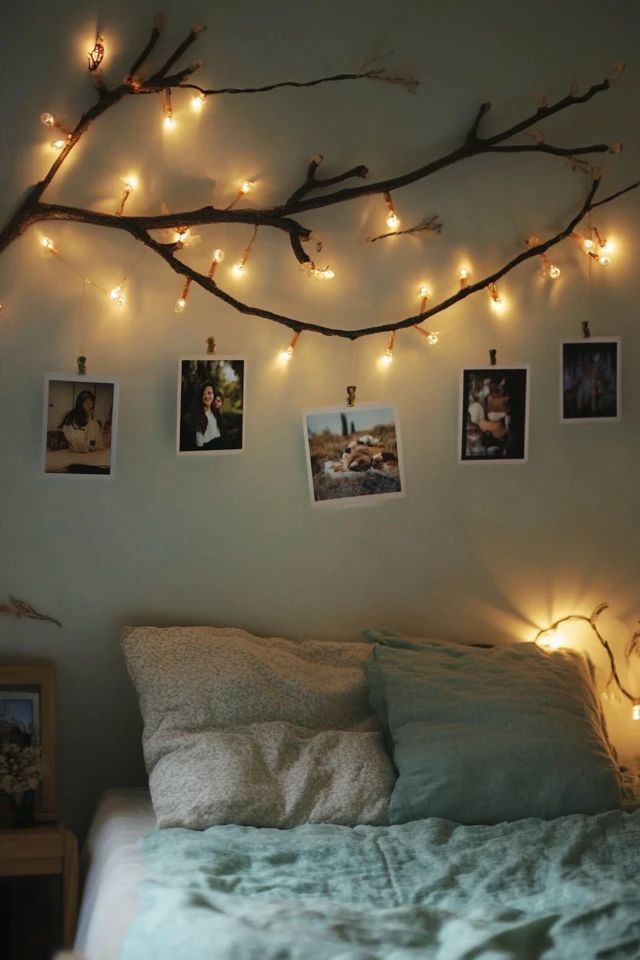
[0,663,56,821]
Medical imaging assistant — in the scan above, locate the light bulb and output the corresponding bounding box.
[122,175,138,192]
[109,286,125,307]
[175,297,186,313]
[632,704,640,721]
[163,115,176,131]
[549,264,561,279]
[418,284,430,299]
[41,237,55,251]
[583,238,594,252]
[598,254,612,266]
[212,248,225,263]
[490,295,505,315]
[386,212,400,230]
[240,180,255,194]
[459,266,470,288]
[381,350,393,365]
[191,93,206,111]
[51,138,67,151]
[40,112,55,127]
[427,332,439,345]
[316,266,334,280]
[174,228,191,246]
[231,261,246,277]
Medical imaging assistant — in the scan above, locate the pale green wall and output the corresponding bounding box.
[0,0,638,835]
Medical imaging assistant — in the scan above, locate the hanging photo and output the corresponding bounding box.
[43,375,119,477]
[303,403,404,507]
[177,357,245,454]
[459,366,529,463]
[560,338,620,422]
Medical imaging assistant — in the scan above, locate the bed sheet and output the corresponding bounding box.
[74,788,156,960]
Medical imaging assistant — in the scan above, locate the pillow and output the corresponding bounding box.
[363,632,622,825]
[123,625,395,828]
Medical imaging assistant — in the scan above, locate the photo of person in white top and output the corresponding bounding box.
[192,381,225,450]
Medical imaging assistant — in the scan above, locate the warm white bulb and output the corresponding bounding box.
[549,264,561,279]
[583,238,594,252]
[427,332,439,345]
[40,112,55,127]
[490,296,505,315]
[318,267,335,280]
[191,93,206,111]
[212,248,225,263]
[598,254,612,266]
[163,116,176,131]
[240,180,255,194]
[174,228,191,245]
[122,175,138,192]
[278,348,293,363]
[175,298,186,313]
[381,349,394,365]
[418,285,430,299]
[632,704,640,721]
[231,261,246,277]
[51,138,67,150]
[386,212,400,230]
[41,237,55,251]
[109,285,124,305]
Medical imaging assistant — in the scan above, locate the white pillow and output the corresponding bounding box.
[123,626,395,828]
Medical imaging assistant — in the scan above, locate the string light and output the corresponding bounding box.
[162,89,176,131]
[87,34,105,72]
[116,175,138,217]
[414,325,439,346]
[573,228,615,266]
[109,285,126,308]
[51,138,69,151]
[207,248,225,279]
[488,282,505,314]
[279,330,300,363]
[458,265,470,289]
[539,252,561,279]
[173,227,194,247]
[40,113,56,127]
[383,192,400,231]
[191,93,206,111]
[174,278,192,313]
[231,226,259,278]
[240,180,255,195]
[534,604,640,721]
[41,237,56,253]
[381,331,395,365]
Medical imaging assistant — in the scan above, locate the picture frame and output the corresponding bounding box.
[177,356,246,455]
[303,403,404,508]
[459,365,530,463]
[43,374,119,477]
[560,338,621,423]
[0,662,56,822]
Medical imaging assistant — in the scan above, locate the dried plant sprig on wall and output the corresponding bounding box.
[535,603,640,715]
[0,17,637,340]
[0,595,62,628]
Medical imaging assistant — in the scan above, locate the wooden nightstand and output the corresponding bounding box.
[0,822,78,948]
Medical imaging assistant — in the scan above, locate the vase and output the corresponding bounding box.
[0,791,35,828]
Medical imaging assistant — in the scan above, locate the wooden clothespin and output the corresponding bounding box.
[346,385,357,407]
[206,336,216,355]
[582,321,591,339]
[489,349,497,366]
[77,355,87,375]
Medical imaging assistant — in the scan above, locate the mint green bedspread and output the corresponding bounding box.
[121,809,640,959]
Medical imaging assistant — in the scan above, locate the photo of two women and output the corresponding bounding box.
[177,358,245,454]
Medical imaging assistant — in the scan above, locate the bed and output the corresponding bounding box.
[74,625,640,960]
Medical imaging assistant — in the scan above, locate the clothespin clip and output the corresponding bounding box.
[206,336,216,355]
[582,321,591,339]
[346,385,357,407]
[77,355,87,375]
[489,349,497,366]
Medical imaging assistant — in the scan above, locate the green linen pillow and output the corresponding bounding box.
[363,631,622,825]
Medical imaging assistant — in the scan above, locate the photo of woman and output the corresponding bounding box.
[43,375,119,476]
[177,357,245,455]
[60,390,105,453]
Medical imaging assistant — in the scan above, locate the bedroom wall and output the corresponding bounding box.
[0,0,638,836]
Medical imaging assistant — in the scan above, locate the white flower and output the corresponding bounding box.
[0,744,47,801]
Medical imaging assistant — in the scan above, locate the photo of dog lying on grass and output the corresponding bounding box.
[303,404,403,506]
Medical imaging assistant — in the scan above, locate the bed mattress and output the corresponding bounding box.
[74,788,155,960]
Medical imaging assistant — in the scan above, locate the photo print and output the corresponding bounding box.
[43,375,119,476]
[303,403,404,507]
[460,366,529,462]
[177,357,245,454]
[561,338,620,422]
[0,690,40,748]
